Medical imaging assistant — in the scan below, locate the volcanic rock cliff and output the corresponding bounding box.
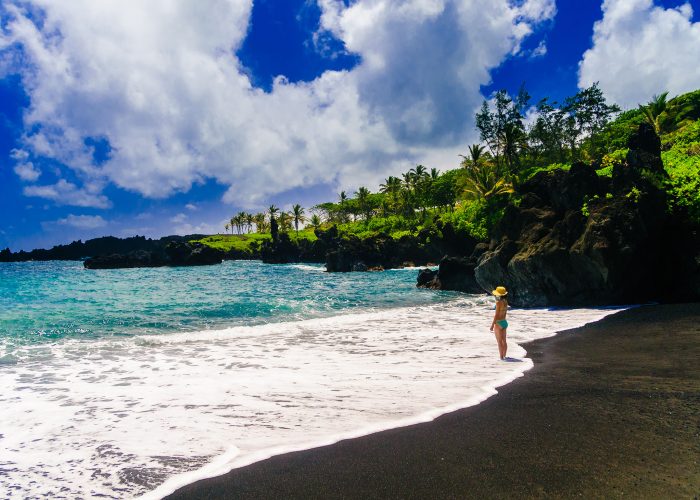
[422,123,700,307]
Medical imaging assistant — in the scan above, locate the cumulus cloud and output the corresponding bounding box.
[10,148,40,181]
[23,179,111,208]
[13,162,40,181]
[54,214,107,229]
[579,0,700,108]
[2,0,555,207]
[167,213,225,236]
[170,213,187,224]
[530,40,548,58]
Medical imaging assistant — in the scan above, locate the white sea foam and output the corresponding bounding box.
[0,298,623,499]
[286,263,326,272]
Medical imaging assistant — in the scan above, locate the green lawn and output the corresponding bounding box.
[191,233,270,252]
[192,229,318,253]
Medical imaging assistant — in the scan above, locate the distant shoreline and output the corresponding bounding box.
[167,303,700,499]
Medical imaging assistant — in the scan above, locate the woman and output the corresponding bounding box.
[490,286,508,360]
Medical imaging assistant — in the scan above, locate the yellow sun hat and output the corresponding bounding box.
[492,286,508,297]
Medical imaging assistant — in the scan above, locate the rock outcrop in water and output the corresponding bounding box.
[417,256,482,293]
[467,123,700,306]
[83,241,223,269]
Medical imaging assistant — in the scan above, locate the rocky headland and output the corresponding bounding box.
[258,214,476,271]
[0,235,207,263]
[420,123,700,306]
[83,241,223,269]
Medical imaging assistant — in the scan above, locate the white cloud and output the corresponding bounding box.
[172,221,222,236]
[2,0,555,207]
[185,203,197,211]
[579,0,700,108]
[55,214,106,229]
[530,40,547,58]
[13,162,41,181]
[10,148,40,181]
[23,179,111,208]
[170,213,187,224]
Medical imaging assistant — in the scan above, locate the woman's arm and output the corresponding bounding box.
[490,302,500,331]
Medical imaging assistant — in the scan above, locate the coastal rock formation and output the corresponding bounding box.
[83,250,167,269]
[260,232,300,264]
[323,222,476,272]
[83,242,223,269]
[417,268,438,287]
[260,221,329,264]
[472,123,700,307]
[325,233,425,272]
[0,235,208,262]
[417,256,482,294]
[256,217,478,271]
[163,241,224,266]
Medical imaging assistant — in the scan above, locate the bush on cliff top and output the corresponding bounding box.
[661,121,700,221]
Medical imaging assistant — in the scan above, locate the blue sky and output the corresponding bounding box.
[1,0,699,250]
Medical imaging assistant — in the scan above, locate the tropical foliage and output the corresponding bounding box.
[207,87,699,254]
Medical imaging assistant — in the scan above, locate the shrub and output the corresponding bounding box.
[438,199,499,241]
[661,120,700,222]
[521,162,570,182]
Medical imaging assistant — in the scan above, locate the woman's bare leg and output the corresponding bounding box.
[494,326,505,359]
[501,329,507,358]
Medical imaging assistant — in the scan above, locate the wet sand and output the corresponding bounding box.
[168,303,700,499]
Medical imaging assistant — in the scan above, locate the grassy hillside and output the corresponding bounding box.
[192,229,318,254]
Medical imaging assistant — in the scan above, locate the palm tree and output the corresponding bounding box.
[411,164,428,179]
[410,165,430,215]
[355,186,372,221]
[380,176,402,212]
[291,204,306,235]
[462,163,514,201]
[236,211,246,234]
[460,144,486,170]
[253,212,267,233]
[309,214,322,229]
[430,167,440,180]
[268,204,279,222]
[500,122,527,174]
[402,171,414,192]
[229,216,237,234]
[400,171,417,215]
[278,211,293,232]
[338,191,348,222]
[639,92,669,134]
[224,223,230,234]
[244,212,254,234]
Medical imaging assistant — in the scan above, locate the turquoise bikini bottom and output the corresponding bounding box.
[496,319,508,329]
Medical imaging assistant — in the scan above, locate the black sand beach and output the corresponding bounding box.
[168,303,700,499]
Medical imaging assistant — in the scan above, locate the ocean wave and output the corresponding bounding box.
[0,299,625,498]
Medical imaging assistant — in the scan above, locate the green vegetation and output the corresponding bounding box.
[192,233,270,254]
[661,119,700,220]
[197,87,700,255]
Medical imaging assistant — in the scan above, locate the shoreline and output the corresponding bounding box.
[166,303,700,499]
[144,300,596,500]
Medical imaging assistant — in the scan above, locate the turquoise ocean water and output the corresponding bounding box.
[0,261,620,499]
[0,260,446,360]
